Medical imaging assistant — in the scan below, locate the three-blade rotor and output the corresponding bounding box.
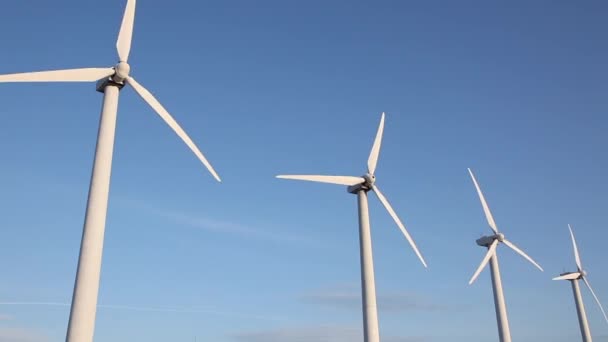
[0,0,220,182]
[276,113,427,268]
[467,168,543,285]
[552,225,608,324]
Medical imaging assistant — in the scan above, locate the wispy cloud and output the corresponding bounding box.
[299,284,449,313]
[0,302,285,322]
[231,325,429,342]
[0,327,48,342]
[115,196,322,247]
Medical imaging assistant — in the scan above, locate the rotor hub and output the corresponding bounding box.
[363,173,376,187]
[581,270,587,277]
[113,62,130,82]
[496,233,505,242]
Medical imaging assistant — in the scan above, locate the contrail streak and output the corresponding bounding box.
[0,302,286,321]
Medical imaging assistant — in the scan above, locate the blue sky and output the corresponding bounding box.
[0,0,607,341]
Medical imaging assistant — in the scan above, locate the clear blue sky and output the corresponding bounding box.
[0,1,607,341]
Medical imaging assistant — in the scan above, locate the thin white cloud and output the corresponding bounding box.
[115,196,322,247]
[0,302,285,322]
[0,302,68,307]
[231,325,429,342]
[0,327,48,342]
[299,284,449,313]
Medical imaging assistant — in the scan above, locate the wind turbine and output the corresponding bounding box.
[0,1,221,341]
[276,112,427,342]
[467,168,543,342]
[553,224,608,342]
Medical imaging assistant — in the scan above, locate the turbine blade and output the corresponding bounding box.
[116,0,136,62]
[126,76,221,182]
[568,224,583,270]
[275,175,364,186]
[0,68,114,83]
[552,272,581,281]
[467,168,498,233]
[469,240,498,285]
[371,185,427,268]
[502,239,543,272]
[367,112,385,175]
[582,276,608,324]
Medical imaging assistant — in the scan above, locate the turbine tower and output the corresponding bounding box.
[553,224,608,342]
[467,168,543,342]
[0,1,221,341]
[276,112,427,342]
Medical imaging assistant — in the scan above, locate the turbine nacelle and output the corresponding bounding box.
[347,173,376,193]
[553,271,583,281]
[559,272,587,280]
[475,233,505,247]
[475,235,496,247]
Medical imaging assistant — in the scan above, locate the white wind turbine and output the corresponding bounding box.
[0,1,221,341]
[553,224,608,342]
[467,168,543,342]
[276,112,427,342]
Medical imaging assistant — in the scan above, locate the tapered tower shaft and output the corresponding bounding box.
[357,189,380,342]
[571,279,592,342]
[66,83,121,342]
[489,251,511,342]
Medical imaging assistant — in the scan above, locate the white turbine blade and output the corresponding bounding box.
[371,185,427,268]
[582,276,608,324]
[552,272,581,281]
[0,68,114,83]
[276,175,364,186]
[126,76,221,182]
[568,224,583,270]
[467,168,498,234]
[116,0,136,62]
[502,239,543,272]
[469,240,498,285]
[367,112,385,175]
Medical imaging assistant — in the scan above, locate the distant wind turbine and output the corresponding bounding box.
[553,224,608,342]
[0,1,220,341]
[277,112,427,342]
[467,168,543,342]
